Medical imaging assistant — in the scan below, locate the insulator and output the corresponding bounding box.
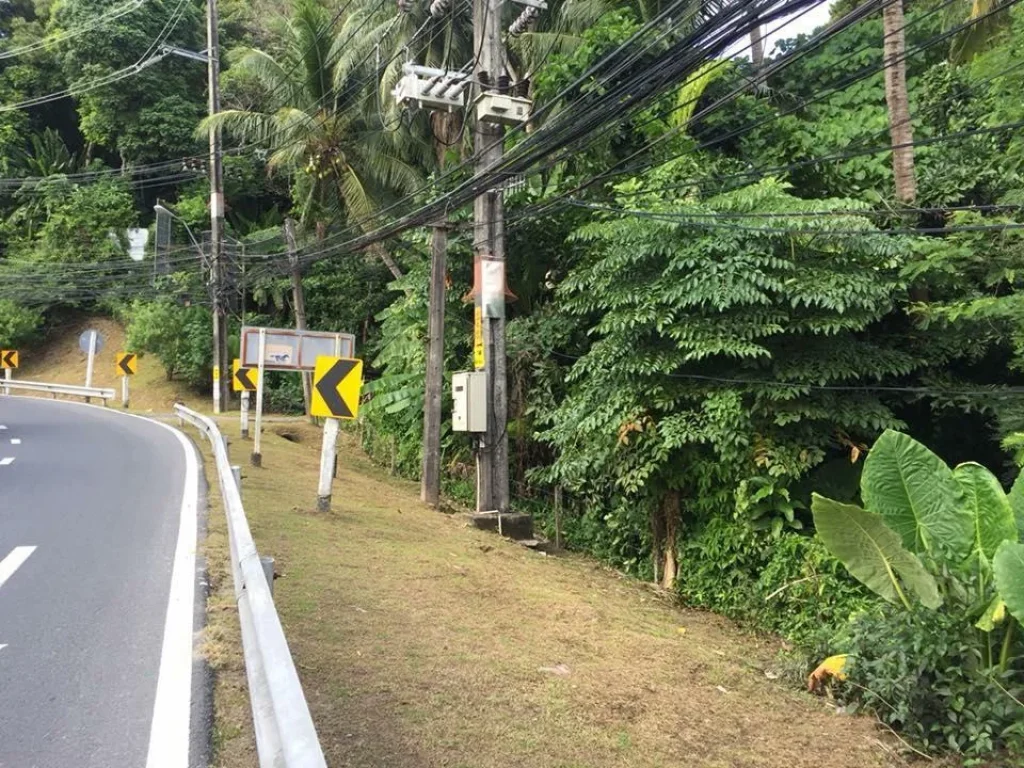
[507,5,539,36]
[397,0,412,12]
[429,0,450,17]
[515,78,530,97]
[498,74,510,94]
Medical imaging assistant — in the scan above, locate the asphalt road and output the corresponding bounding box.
[0,397,202,768]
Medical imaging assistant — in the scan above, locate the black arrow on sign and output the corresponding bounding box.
[316,358,357,418]
[118,353,135,376]
[235,366,256,390]
[1,350,14,367]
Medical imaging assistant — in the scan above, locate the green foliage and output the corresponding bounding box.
[994,542,1024,624]
[861,430,973,558]
[815,430,1024,757]
[0,299,43,346]
[675,516,874,652]
[125,299,212,387]
[811,494,942,610]
[841,601,1024,758]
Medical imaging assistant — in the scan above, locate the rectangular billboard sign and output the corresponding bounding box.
[240,326,356,372]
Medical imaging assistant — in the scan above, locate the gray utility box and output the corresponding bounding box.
[474,92,532,126]
[452,371,487,433]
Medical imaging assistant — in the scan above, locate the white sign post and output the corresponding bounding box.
[317,419,340,512]
[85,331,97,389]
[251,329,266,467]
[121,374,129,408]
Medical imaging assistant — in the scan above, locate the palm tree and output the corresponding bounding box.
[200,0,422,279]
[882,0,916,203]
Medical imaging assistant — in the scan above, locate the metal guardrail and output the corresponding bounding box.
[1,378,115,403]
[173,404,327,768]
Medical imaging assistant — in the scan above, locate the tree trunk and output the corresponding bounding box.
[420,220,447,507]
[285,218,312,416]
[749,23,765,91]
[661,490,679,590]
[371,243,404,280]
[883,0,917,203]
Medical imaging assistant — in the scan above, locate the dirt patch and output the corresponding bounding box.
[201,419,902,768]
[272,427,304,443]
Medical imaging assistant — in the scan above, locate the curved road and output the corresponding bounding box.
[0,397,201,768]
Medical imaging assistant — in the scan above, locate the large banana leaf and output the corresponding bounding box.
[993,541,1024,623]
[861,430,972,559]
[1008,472,1024,540]
[812,494,943,610]
[955,462,1018,563]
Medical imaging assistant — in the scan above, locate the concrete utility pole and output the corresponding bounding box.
[473,0,510,513]
[285,218,312,416]
[208,0,228,414]
[420,221,447,506]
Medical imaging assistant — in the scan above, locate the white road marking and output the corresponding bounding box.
[0,425,6,429]
[145,422,198,768]
[0,644,6,653]
[10,438,20,445]
[0,546,36,590]
[0,457,13,466]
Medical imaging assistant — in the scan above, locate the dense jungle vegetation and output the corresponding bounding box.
[1,0,1023,759]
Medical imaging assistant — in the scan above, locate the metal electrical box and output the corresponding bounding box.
[452,371,487,432]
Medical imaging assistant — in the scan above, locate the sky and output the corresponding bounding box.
[728,0,837,59]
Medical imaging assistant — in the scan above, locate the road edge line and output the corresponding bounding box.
[144,421,199,768]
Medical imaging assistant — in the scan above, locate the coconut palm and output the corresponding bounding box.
[883,0,916,203]
[200,0,422,278]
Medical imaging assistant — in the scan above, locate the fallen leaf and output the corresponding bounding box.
[715,685,729,694]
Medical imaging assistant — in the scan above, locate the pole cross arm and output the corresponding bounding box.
[159,44,211,63]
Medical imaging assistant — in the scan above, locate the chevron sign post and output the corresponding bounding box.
[311,356,363,512]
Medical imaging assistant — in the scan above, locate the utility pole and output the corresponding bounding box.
[207,0,228,414]
[285,218,312,416]
[420,220,447,506]
[473,0,510,513]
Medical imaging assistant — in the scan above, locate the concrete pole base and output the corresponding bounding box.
[316,495,331,513]
[250,452,262,468]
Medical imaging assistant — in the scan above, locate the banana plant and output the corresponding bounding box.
[811,430,1024,671]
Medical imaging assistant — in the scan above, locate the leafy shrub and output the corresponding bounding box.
[0,299,43,347]
[676,516,874,654]
[125,299,211,387]
[841,602,1024,758]
[813,430,1024,759]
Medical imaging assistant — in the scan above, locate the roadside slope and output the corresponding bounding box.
[213,421,895,768]
[13,315,188,412]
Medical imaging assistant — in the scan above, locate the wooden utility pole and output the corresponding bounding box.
[285,218,312,416]
[420,221,447,506]
[473,0,510,513]
[207,0,228,413]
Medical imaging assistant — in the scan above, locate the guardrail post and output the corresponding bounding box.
[231,465,241,497]
[240,390,250,439]
[260,555,275,597]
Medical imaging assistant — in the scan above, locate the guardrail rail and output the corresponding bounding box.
[174,404,327,768]
[1,378,115,403]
